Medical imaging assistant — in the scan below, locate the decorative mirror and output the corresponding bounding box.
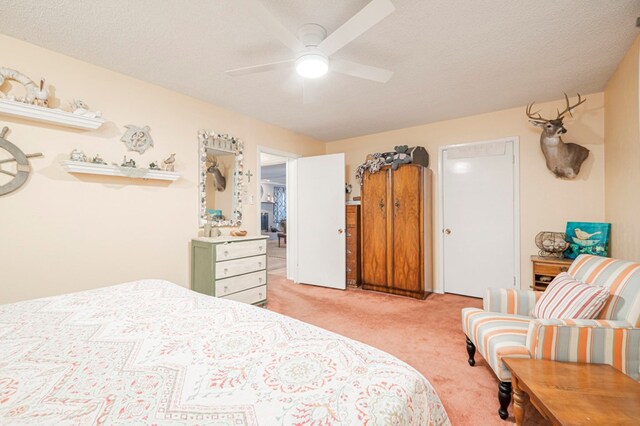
[198,129,245,227]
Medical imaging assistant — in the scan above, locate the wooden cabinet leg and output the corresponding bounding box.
[512,377,527,426]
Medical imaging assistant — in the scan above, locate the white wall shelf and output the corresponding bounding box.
[0,99,105,130]
[62,161,181,181]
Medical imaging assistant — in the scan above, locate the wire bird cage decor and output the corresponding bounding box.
[535,232,570,258]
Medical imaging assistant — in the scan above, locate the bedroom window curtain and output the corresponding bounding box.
[273,186,286,225]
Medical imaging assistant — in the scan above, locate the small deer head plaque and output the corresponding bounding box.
[527,93,589,179]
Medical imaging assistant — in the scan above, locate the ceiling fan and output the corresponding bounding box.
[225,0,395,84]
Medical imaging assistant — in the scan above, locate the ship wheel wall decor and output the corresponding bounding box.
[0,126,43,196]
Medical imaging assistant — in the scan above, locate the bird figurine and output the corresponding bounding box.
[163,153,176,172]
[574,229,601,240]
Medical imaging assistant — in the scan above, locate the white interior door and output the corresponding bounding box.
[441,139,519,297]
[297,153,346,289]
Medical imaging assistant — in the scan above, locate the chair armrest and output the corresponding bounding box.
[483,288,541,316]
[526,319,640,380]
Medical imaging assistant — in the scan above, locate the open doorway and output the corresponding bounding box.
[258,151,292,278]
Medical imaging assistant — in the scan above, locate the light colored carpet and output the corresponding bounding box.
[267,240,286,276]
[267,275,548,426]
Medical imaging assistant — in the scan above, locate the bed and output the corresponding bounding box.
[0,280,449,425]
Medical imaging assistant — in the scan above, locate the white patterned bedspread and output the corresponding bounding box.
[0,280,449,425]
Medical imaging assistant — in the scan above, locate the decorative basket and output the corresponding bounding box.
[535,232,569,258]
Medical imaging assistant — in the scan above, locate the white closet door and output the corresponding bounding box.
[442,139,519,297]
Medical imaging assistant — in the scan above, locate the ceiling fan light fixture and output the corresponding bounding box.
[295,52,329,79]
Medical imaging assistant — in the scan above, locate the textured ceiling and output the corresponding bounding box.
[1,1,638,141]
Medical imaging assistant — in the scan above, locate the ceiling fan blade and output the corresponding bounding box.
[250,0,304,52]
[225,59,295,77]
[318,0,395,56]
[331,58,393,83]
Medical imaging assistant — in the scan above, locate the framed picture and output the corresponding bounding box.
[563,221,611,259]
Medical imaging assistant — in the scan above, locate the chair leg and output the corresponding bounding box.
[465,336,476,366]
[498,381,512,420]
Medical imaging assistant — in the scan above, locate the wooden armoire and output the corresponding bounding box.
[361,164,433,299]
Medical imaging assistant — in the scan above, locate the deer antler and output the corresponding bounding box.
[526,102,548,123]
[206,154,218,170]
[556,93,586,119]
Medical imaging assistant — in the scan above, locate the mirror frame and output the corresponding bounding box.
[198,129,245,227]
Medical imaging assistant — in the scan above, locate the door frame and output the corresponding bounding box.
[256,146,301,282]
[437,136,521,295]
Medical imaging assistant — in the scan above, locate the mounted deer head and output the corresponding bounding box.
[527,93,589,179]
[206,155,227,191]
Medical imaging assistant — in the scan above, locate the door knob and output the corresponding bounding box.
[379,199,385,209]
[394,199,400,208]
[444,228,452,235]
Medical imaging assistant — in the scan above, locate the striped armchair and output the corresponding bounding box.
[461,254,640,420]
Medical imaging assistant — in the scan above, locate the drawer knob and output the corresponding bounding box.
[224,250,229,256]
[259,246,264,251]
[224,268,228,274]
[258,262,263,267]
[259,277,263,283]
[259,292,263,298]
[560,267,568,272]
[224,286,228,292]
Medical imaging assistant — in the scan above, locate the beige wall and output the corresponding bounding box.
[327,94,606,292]
[604,35,640,261]
[0,34,324,303]
[0,32,616,302]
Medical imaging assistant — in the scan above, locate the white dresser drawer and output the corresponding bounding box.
[221,285,267,305]
[215,270,266,297]
[215,255,266,279]
[216,239,266,261]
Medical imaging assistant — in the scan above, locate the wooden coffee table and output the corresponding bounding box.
[503,358,640,425]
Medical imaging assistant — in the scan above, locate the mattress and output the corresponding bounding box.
[0,280,449,425]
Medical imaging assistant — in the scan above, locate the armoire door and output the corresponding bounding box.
[361,169,388,286]
[391,165,422,292]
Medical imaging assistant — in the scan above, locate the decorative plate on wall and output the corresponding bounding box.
[121,125,153,154]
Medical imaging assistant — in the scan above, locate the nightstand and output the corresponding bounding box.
[531,255,573,291]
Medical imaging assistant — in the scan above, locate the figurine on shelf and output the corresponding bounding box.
[70,149,87,162]
[148,161,161,170]
[68,99,102,118]
[34,79,49,107]
[163,153,176,172]
[0,68,37,104]
[91,154,106,165]
[121,156,136,168]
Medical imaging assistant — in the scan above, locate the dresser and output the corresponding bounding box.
[361,164,433,299]
[531,255,573,291]
[346,204,361,287]
[191,236,269,306]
